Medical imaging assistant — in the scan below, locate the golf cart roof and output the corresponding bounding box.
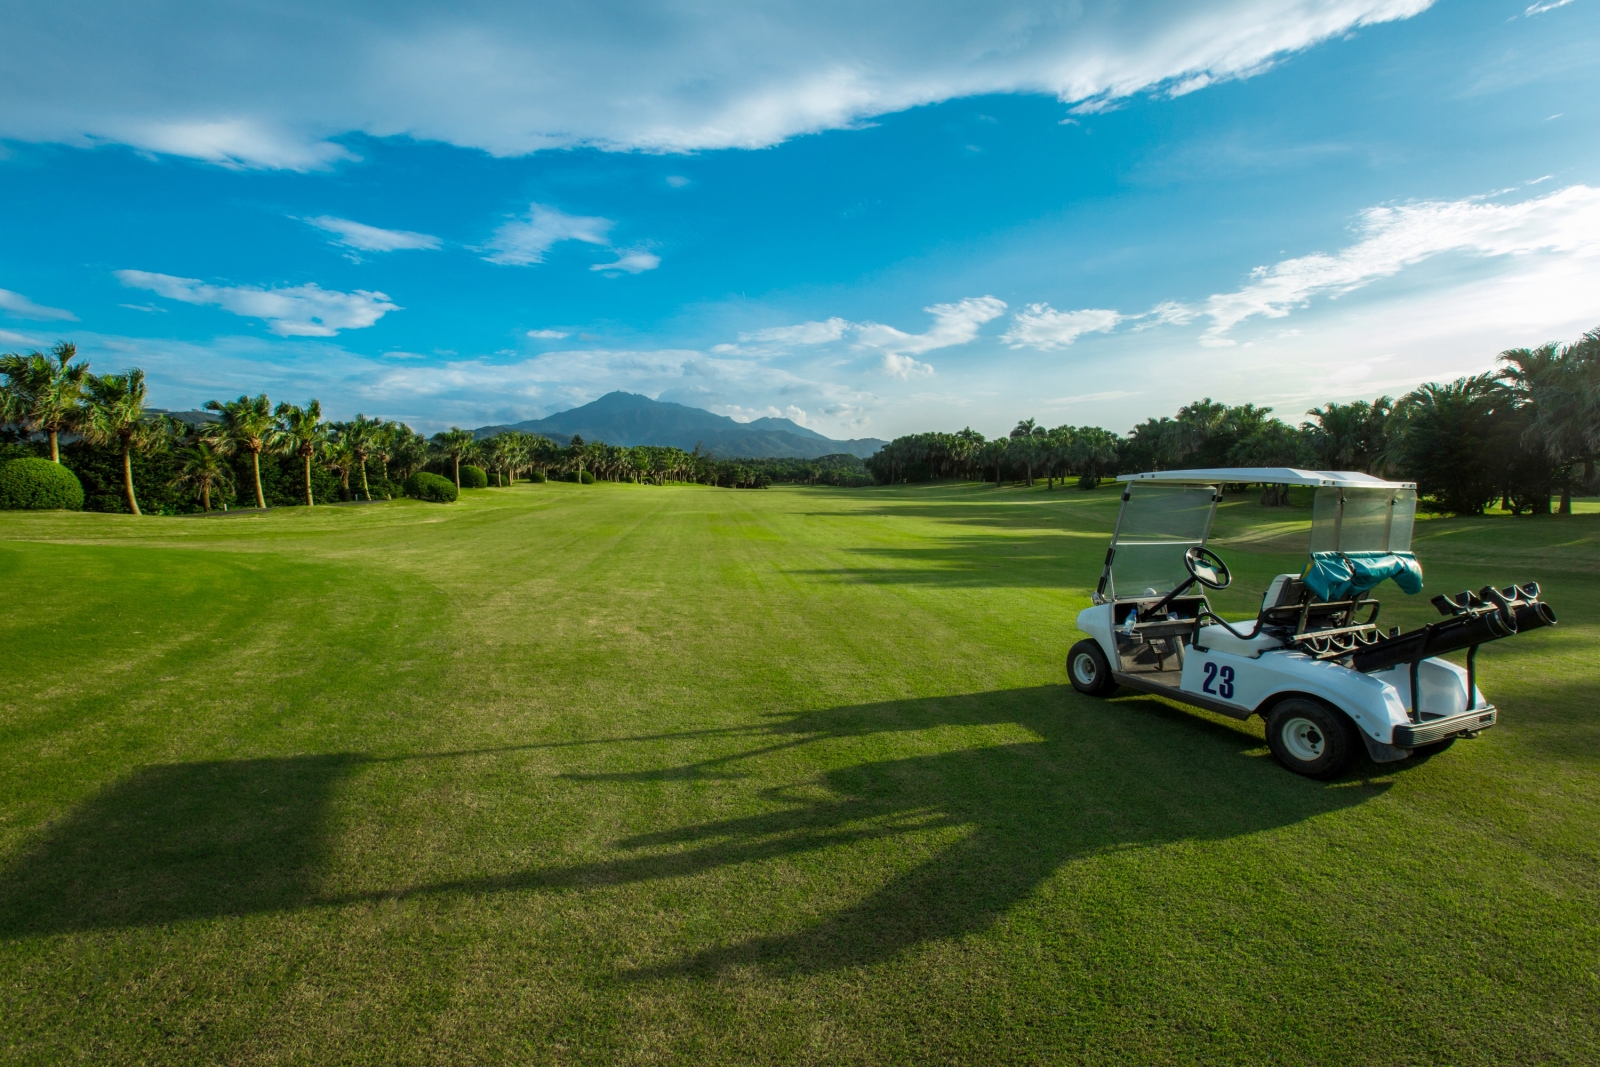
[1117,467,1415,490]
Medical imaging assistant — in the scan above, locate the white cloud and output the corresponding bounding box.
[1131,301,1197,331]
[1001,305,1121,349]
[712,302,1005,361]
[590,250,661,274]
[1525,0,1575,14]
[1198,183,1600,345]
[0,288,77,321]
[114,270,400,337]
[482,204,613,266]
[666,175,691,188]
[0,1,1433,168]
[527,329,569,339]
[305,216,441,253]
[715,402,812,426]
[739,318,850,346]
[855,296,1007,356]
[117,119,356,170]
[881,353,936,379]
[0,327,46,347]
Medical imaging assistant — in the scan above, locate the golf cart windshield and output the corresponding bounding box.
[1309,486,1417,553]
[1304,486,1424,600]
[1104,484,1218,599]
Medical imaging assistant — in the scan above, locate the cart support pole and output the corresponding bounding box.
[1409,657,1421,720]
[1465,644,1479,711]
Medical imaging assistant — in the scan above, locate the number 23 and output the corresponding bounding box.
[1201,661,1236,699]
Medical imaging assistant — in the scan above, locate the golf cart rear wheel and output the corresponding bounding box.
[1068,640,1119,697]
[1265,698,1359,779]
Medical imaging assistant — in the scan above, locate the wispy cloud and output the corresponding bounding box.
[590,250,661,274]
[482,204,613,266]
[996,185,1600,351]
[738,318,850,346]
[305,216,441,253]
[527,328,570,339]
[1525,0,1575,14]
[880,353,936,379]
[120,119,354,171]
[1197,183,1600,345]
[1001,305,1121,349]
[854,296,1007,357]
[0,2,1434,167]
[115,270,400,336]
[0,288,77,321]
[712,299,1005,366]
[0,327,46,347]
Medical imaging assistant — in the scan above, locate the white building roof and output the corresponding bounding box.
[1117,467,1415,490]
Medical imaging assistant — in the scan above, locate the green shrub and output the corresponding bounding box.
[528,470,548,483]
[403,471,458,503]
[579,470,596,484]
[460,464,488,489]
[1077,475,1100,490]
[0,458,85,511]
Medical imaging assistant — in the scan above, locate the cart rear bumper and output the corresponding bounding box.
[1394,706,1496,747]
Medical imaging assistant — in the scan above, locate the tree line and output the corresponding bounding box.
[866,327,1600,516]
[6,327,1596,515]
[0,344,874,513]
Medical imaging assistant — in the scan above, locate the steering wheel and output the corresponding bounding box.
[1184,546,1232,590]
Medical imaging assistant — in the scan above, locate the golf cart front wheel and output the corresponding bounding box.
[1265,698,1359,779]
[1068,640,1119,697]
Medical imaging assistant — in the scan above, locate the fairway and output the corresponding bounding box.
[1,482,1597,1065]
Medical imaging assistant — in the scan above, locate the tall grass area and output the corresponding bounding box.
[0,482,1595,1065]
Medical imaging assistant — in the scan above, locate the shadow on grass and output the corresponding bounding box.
[0,755,363,939]
[0,688,1388,974]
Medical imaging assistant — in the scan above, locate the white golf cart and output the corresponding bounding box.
[1067,468,1556,778]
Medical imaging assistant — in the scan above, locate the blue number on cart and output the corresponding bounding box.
[1202,662,1238,699]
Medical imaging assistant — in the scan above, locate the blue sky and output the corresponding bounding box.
[2,0,1597,439]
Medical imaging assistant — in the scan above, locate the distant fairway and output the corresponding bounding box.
[1,482,1596,1065]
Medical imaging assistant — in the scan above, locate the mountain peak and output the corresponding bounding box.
[474,393,882,459]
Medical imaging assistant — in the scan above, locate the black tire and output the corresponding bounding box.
[1067,639,1119,697]
[1410,735,1457,759]
[1265,698,1360,780]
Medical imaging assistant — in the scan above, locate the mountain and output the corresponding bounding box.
[474,392,884,459]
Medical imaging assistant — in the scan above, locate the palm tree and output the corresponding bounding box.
[565,434,588,482]
[272,400,327,507]
[480,434,510,486]
[1501,331,1600,511]
[1044,425,1075,489]
[387,423,428,483]
[341,415,382,500]
[323,437,358,500]
[1068,427,1121,488]
[170,436,234,511]
[205,394,275,509]
[81,369,167,515]
[979,437,1009,486]
[0,341,90,462]
[431,427,477,488]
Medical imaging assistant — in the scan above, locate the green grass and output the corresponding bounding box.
[1,481,1596,1065]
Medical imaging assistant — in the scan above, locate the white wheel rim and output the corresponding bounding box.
[1281,717,1325,762]
[1073,653,1098,686]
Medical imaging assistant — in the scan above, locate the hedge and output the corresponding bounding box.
[528,470,548,483]
[0,458,85,511]
[460,464,488,489]
[403,471,459,503]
